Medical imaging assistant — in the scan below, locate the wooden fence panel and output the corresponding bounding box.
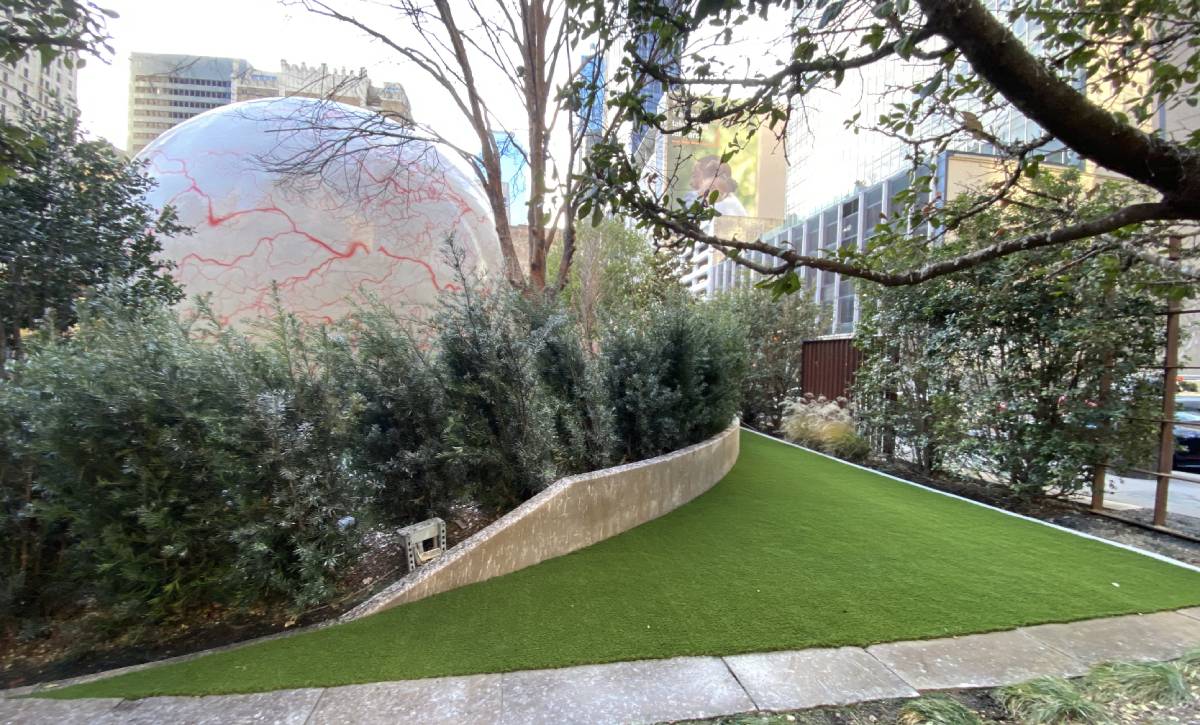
[801,337,862,400]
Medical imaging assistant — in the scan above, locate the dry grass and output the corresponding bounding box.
[897,695,984,725]
[997,676,1109,724]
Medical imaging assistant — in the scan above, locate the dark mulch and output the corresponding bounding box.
[0,505,502,691]
[0,604,324,692]
[675,688,1011,724]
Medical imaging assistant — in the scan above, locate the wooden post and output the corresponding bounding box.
[1154,235,1182,526]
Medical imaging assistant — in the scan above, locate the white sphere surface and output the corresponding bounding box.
[138,97,502,325]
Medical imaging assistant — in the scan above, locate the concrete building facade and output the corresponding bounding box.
[0,51,78,126]
[128,53,411,155]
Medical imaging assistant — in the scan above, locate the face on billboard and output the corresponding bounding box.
[668,122,759,217]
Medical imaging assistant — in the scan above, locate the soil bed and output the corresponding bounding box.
[0,504,497,690]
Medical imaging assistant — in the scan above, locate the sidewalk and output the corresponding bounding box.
[5,608,1200,724]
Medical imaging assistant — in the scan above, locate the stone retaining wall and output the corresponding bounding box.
[346,420,741,619]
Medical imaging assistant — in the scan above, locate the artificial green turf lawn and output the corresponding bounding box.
[46,430,1200,699]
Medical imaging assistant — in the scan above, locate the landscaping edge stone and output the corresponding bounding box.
[343,418,742,619]
[0,421,741,698]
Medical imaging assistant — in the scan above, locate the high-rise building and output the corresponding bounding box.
[230,60,410,118]
[0,51,78,126]
[718,15,1134,336]
[127,53,411,156]
[128,53,242,155]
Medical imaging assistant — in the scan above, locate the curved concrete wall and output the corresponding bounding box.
[346,420,741,619]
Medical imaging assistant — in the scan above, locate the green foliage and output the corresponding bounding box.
[1,240,744,630]
[708,287,826,430]
[324,305,457,527]
[515,294,617,474]
[0,0,115,67]
[0,114,185,363]
[0,297,374,624]
[0,1,116,180]
[854,173,1178,496]
[435,273,576,511]
[997,677,1109,725]
[603,296,747,461]
[554,219,687,342]
[898,696,984,725]
[571,0,1200,275]
[1085,661,1192,706]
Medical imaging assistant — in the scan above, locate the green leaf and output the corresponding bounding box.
[820,1,846,29]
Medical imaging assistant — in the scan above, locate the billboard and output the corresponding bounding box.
[665,118,785,220]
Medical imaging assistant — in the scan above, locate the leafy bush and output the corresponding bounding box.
[515,295,617,475]
[779,394,869,462]
[0,299,376,623]
[0,114,185,367]
[435,280,568,511]
[708,288,826,431]
[328,305,459,528]
[602,297,747,461]
[855,173,1177,496]
[0,245,748,632]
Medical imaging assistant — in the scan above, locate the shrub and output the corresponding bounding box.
[0,243,748,632]
[515,295,616,474]
[434,274,565,512]
[0,298,375,623]
[330,304,461,527]
[708,288,826,431]
[854,173,1176,496]
[219,309,380,609]
[779,394,869,462]
[602,297,747,460]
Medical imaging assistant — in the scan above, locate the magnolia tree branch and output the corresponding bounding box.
[590,0,1200,289]
[914,0,1200,215]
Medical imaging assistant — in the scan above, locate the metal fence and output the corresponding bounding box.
[800,336,862,400]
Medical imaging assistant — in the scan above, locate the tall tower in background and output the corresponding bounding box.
[128,53,242,156]
[0,51,78,126]
[127,53,412,156]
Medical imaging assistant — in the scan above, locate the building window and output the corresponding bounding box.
[804,217,819,291]
[863,184,884,242]
[819,206,837,314]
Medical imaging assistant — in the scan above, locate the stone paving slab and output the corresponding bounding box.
[867,629,1087,690]
[1177,606,1200,622]
[1021,611,1200,666]
[308,674,501,725]
[498,656,754,725]
[723,647,918,711]
[0,696,122,725]
[100,689,321,725]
